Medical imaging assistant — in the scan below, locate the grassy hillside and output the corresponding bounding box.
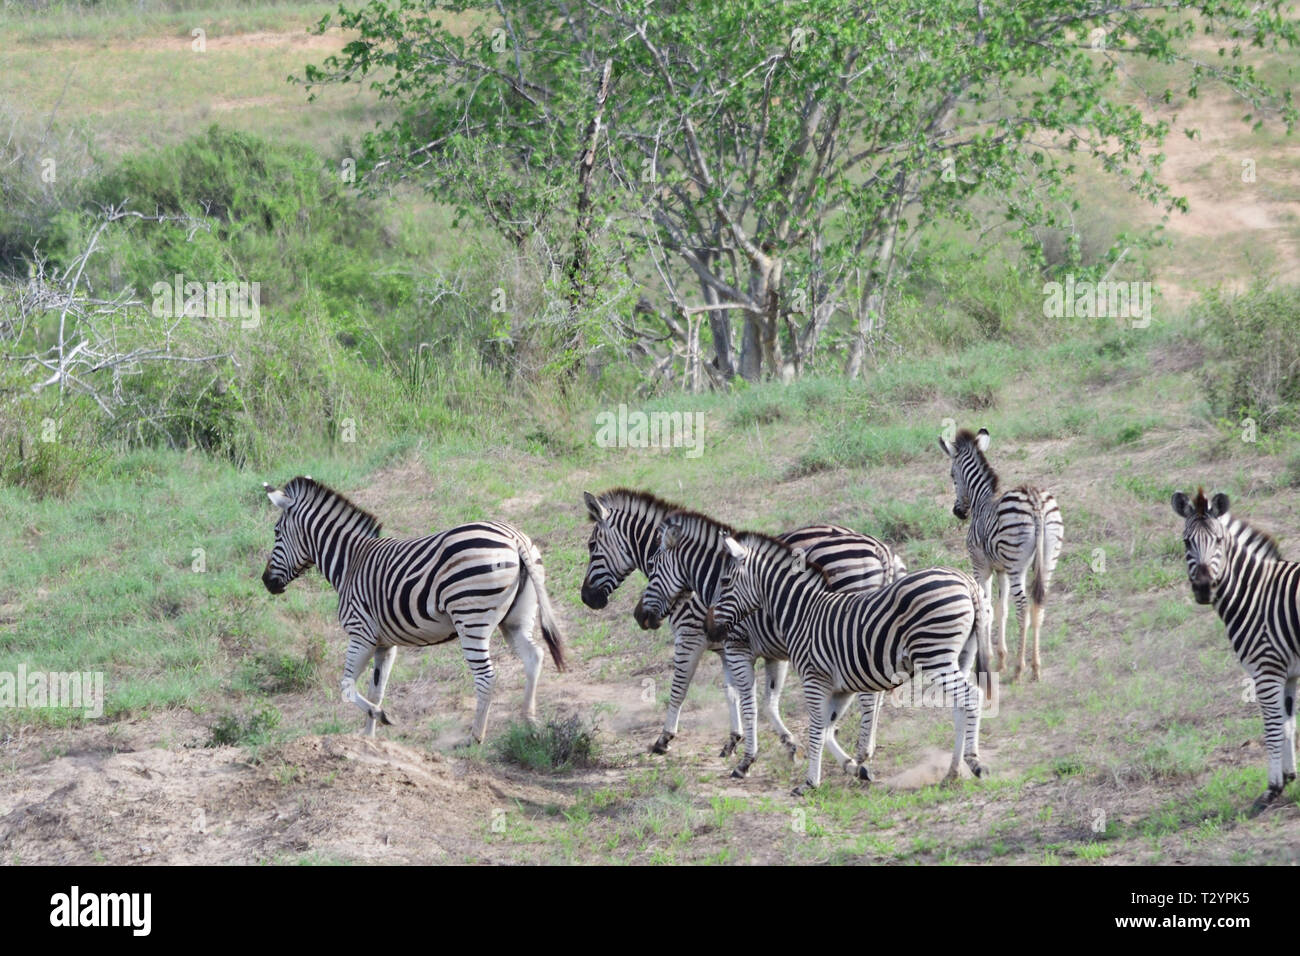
[1,0,1299,865]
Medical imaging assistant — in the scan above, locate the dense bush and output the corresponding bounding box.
[1198,283,1300,430]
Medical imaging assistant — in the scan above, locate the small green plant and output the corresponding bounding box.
[207,706,282,748]
[492,714,601,772]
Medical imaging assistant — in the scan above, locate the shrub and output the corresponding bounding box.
[492,714,601,772]
[1199,282,1300,430]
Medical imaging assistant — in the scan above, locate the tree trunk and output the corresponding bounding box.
[567,58,613,309]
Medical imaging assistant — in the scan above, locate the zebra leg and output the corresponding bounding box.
[976,567,1005,672]
[1285,677,1299,786]
[364,645,399,737]
[940,667,985,784]
[502,616,544,726]
[1252,674,1291,812]
[823,691,858,776]
[794,678,833,796]
[1030,603,1045,682]
[763,659,798,759]
[653,623,707,754]
[1007,570,1031,682]
[727,643,760,778]
[340,635,388,732]
[456,623,497,744]
[719,647,743,757]
[853,691,884,782]
[959,670,986,780]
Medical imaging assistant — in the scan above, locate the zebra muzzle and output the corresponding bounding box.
[633,596,662,630]
[261,567,285,595]
[580,583,609,610]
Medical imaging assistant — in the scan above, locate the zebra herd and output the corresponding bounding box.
[260,428,1300,808]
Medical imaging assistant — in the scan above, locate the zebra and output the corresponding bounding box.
[634,509,906,779]
[706,531,994,795]
[939,427,1064,681]
[261,476,565,742]
[582,488,764,757]
[1173,488,1300,811]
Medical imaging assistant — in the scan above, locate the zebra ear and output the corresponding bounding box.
[975,428,991,452]
[1171,491,1193,518]
[1210,492,1230,518]
[265,483,293,510]
[938,436,954,458]
[583,492,610,522]
[722,536,747,561]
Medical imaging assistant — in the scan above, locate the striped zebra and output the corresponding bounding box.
[262,476,565,742]
[940,427,1064,681]
[582,488,763,757]
[634,510,906,779]
[706,532,994,795]
[1173,488,1300,811]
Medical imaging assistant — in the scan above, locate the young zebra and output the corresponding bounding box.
[939,427,1064,681]
[634,510,906,779]
[262,477,565,742]
[1173,489,1300,811]
[707,532,994,795]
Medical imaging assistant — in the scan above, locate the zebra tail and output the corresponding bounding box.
[519,545,567,672]
[1030,503,1047,607]
[971,578,998,710]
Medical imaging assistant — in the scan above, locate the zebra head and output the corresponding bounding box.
[939,427,993,520]
[633,516,693,630]
[581,491,637,610]
[1172,488,1230,605]
[705,534,762,641]
[262,477,316,595]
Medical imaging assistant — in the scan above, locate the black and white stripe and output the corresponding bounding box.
[634,509,906,778]
[940,427,1064,680]
[262,476,565,741]
[1173,488,1300,810]
[707,532,994,794]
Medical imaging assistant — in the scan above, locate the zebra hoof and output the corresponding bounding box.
[1251,788,1285,815]
[791,782,815,797]
[731,765,750,780]
[650,734,673,755]
[1285,772,1297,786]
[780,735,798,760]
[379,710,395,726]
[719,732,742,758]
[970,763,988,779]
[856,764,874,784]
[941,770,961,788]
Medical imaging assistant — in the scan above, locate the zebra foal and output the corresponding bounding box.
[1173,488,1300,811]
[940,427,1063,680]
[261,476,565,742]
[707,532,994,795]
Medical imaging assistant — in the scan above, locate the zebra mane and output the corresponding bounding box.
[734,531,832,587]
[593,487,689,521]
[953,428,1000,492]
[662,507,738,541]
[284,476,383,538]
[1227,516,1283,563]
